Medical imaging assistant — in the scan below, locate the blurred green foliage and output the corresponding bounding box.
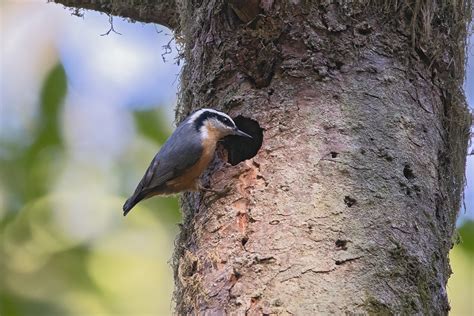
[457,220,474,255]
[0,63,180,315]
[133,109,171,145]
[1,64,66,215]
[448,220,474,315]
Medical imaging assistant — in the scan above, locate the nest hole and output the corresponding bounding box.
[221,116,263,165]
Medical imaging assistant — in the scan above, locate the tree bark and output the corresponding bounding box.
[51,0,179,29]
[53,0,472,314]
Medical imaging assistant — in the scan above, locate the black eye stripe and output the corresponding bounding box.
[193,110,234,131]
[220,117,234,127]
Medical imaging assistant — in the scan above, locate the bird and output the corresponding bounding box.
[123,108,252,216]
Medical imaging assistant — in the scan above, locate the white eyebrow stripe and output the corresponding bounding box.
[189,108,233,124]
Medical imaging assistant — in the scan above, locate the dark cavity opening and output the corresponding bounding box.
[344,196,357,207]
[185,260,197,277]
[356,22,372,35]
[335,239,348,250]
[330,151,339,158]
[221,116,263,165]
[403,164,415,180]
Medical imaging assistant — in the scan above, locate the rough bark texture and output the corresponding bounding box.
[53,0,472,314]
[173,1,471,314]
[51,0,179,30]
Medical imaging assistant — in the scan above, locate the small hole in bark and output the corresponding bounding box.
[335,60,344,69]
[356,22,372,35]
[251,296,261,304]
[344,196,357,207]
[403,164,415,179]
[335,260,344,265]
[330,151,339,158]
[188,260,198,276]
[357,28,372,35]
[242,237,249,246]
[335,239,348,250]
[221,116,263,165]
[435,203,442,220]
[256,256,276,264]
[268,88,274,96]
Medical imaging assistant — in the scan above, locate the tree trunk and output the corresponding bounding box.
[54,1,472,314]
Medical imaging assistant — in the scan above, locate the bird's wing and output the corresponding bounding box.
[124,121,203,214]
[141,121,203,190]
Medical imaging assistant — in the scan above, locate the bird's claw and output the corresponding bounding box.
[199,183,232,206]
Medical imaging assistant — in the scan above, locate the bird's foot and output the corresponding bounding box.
[199,183,232,206]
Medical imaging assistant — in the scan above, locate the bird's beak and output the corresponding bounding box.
[233,128,253,139]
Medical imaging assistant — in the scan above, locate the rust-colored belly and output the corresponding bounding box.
[165,141,216,192]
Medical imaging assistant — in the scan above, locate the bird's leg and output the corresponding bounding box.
[198,182,232,195]
[198,183,217,193]
[198,181,232,206]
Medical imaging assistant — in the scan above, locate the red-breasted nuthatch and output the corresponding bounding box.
[123,108,252,216]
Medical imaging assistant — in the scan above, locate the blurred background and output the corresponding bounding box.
[0,1,473,315]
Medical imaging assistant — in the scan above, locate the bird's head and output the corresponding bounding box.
[190,108,252,140]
